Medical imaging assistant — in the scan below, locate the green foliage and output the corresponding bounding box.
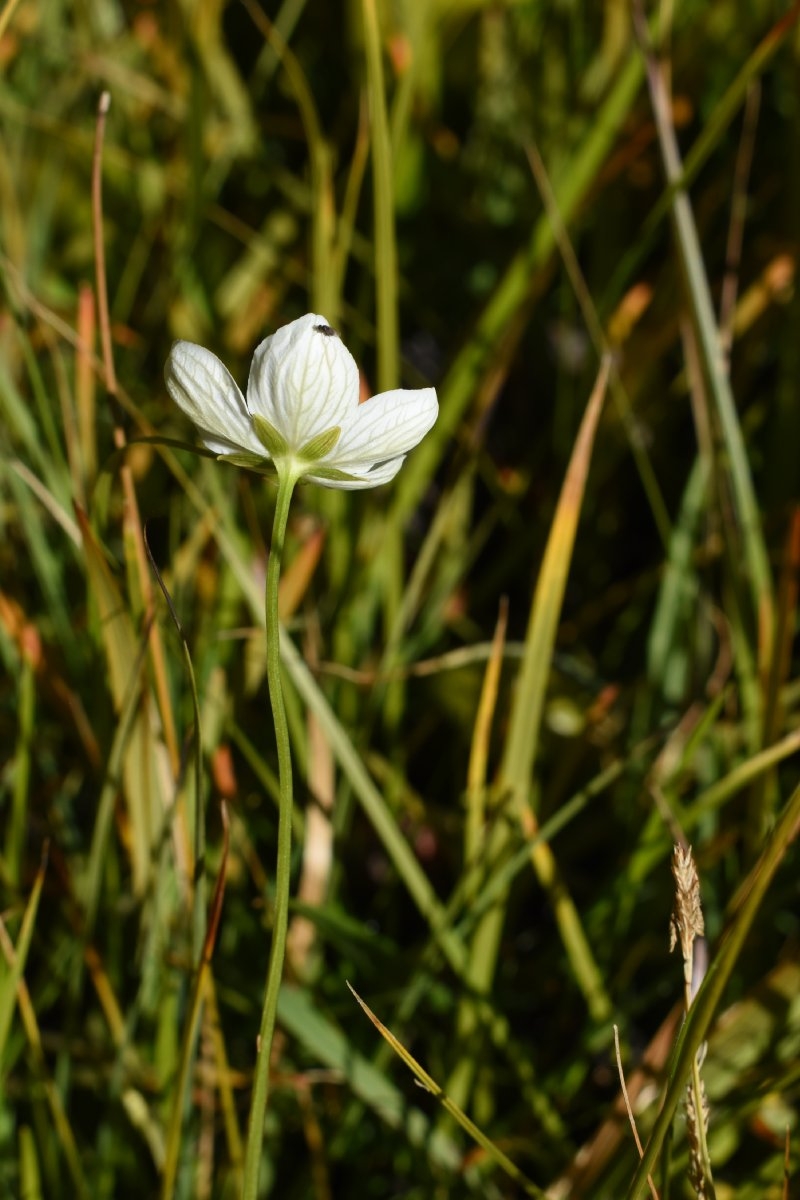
[0,1,799,1197]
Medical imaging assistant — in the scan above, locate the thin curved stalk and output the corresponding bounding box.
[242,469,300,1200]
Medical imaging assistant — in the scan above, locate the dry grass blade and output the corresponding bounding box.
[497,356,614,1024]
[347,982,547,1199]
[632,0,774,671]
[614,1025,659,1200]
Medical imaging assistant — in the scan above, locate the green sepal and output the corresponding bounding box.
[217,452,276,476]
[253,415,290,459]
[305,464,359,483]
[298,425,342,463]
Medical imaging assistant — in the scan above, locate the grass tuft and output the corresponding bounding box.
[0,3,798,1197]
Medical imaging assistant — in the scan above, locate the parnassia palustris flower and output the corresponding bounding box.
[164,313,439,490]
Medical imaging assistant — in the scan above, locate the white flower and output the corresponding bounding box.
[164,313,439,490]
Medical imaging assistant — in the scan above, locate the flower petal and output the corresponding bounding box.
[304,455,405,490]
[246,313,360,450]
[165,341,263,456]
[331,387,438,468]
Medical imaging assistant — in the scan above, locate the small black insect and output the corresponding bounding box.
[315,323,338,338]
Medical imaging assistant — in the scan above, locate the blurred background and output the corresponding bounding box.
[0,1,799,1197]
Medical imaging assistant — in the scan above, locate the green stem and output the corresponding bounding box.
[242,468,299,1200]
[690,1053,716,1199]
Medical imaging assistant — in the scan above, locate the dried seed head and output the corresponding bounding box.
[669,844,704,981]
[685,1078,710,1198]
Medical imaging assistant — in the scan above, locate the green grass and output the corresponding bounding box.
[1,2,799,1197]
